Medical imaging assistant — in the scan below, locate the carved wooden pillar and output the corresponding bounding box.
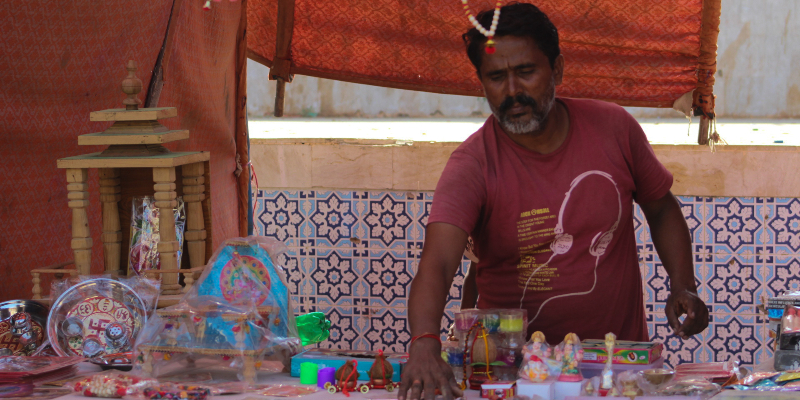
[67,168,92,275]
[99,168,122,276]
[153,167,180,294]
[182,162,207,271]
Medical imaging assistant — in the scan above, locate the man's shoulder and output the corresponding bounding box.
[452,116,495,156]
[560,97,630,119]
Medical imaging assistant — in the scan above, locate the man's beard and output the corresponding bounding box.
[490,79,556,135]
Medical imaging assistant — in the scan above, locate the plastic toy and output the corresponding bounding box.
[326,360,365,396]
[555,333,583,382]
[365,350,395,391]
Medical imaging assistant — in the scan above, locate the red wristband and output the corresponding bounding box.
[409,333,441,350]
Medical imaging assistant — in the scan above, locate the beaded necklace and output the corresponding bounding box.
[461,0,502,54]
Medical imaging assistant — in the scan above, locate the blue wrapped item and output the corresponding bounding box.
[133,236,300,383]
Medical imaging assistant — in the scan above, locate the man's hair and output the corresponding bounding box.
[463,2,560,75]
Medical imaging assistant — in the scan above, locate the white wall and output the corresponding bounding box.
[247,0,799,119]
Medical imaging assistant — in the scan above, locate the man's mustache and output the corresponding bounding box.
[499,94,537,114]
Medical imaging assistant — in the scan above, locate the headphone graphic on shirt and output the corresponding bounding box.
[519,170,623,327]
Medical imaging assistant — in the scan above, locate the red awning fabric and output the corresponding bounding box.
[248,0,720,109]
[0,1,248,301]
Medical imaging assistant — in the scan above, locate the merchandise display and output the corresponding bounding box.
[0,301,48,356]
[581,338,664,365]
[129,197,186,275]
[47,278,154,358]
[70,372,156,398]
[290,348,405,382]
[133,236,300,383]
[449,308,528,390]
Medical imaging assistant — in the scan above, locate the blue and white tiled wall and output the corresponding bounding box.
[255,191,800,369]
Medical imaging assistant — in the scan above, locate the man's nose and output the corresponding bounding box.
[506,74,522,98]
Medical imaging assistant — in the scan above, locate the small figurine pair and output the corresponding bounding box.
[519,331,584,383]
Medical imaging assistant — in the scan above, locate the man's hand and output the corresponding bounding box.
[666,289,709,339]
[398,339,462,400]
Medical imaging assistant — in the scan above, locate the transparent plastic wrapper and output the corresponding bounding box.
[129,197,186,275]
[656,377,721,399]
[133,236,300,383]
[616,370,643,398]
[68,371,157,398]
[295,312,330,346]
[518,331,559,382]
[580,376,602,396]
[125,382,211,400]
[554,333,584,382]
[47,277,158,358]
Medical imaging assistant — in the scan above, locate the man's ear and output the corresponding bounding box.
[553,54,565,86]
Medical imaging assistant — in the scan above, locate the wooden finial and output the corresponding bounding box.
[121,60,143,110]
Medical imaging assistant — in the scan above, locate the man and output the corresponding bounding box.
[397,3,708,400]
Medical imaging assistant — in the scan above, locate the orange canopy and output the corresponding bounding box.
[248,0,720,110]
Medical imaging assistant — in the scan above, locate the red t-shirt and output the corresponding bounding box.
[428,98,672,344]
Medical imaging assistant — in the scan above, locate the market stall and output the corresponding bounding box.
[5,0,794,399]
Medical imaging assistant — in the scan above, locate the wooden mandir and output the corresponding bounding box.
[51,60,212,301]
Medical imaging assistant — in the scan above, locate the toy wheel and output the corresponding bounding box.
[327,386,337,394]
[386,383,394,392]
[360,385,370,393]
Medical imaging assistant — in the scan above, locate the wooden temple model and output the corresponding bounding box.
[46,60,212,302]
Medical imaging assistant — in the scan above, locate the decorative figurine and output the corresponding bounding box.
[555,333,584,382]
[522,331,552,362]
[329,360,365,395]
[520,354,550,382]
[365,350,395,391]
[601,332,616,394]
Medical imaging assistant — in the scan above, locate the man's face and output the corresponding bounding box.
[478,36,563,135]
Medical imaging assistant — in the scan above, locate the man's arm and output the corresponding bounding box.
[398,222,468,400]
[461,261,478,309]
[639,190,708,339]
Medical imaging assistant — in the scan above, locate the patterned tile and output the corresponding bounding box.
[318,307,360,350]
[365,251,413,303]
[310,248,358,303]
[705,313,760,365]
[361,193,413,247]
[707,197,761,253]
[764,198,800,251]
[365,308,411,353]
[707,255,759,313]
[307,191,356,246]
[257,191,306,241]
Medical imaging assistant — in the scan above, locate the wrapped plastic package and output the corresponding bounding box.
[129,197,186,275]
[132,236,300,383]
[295,312,331,346]
[47,277,159,358]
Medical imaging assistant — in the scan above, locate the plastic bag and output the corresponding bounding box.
[129,196,186,275]
[69,372,156,398]
[133,236,301,383]
[295,312,330,346]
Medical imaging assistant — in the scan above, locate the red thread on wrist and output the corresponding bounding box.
[409,333,441,350]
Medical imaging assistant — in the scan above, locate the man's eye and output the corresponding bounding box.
[519,69,534,75]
